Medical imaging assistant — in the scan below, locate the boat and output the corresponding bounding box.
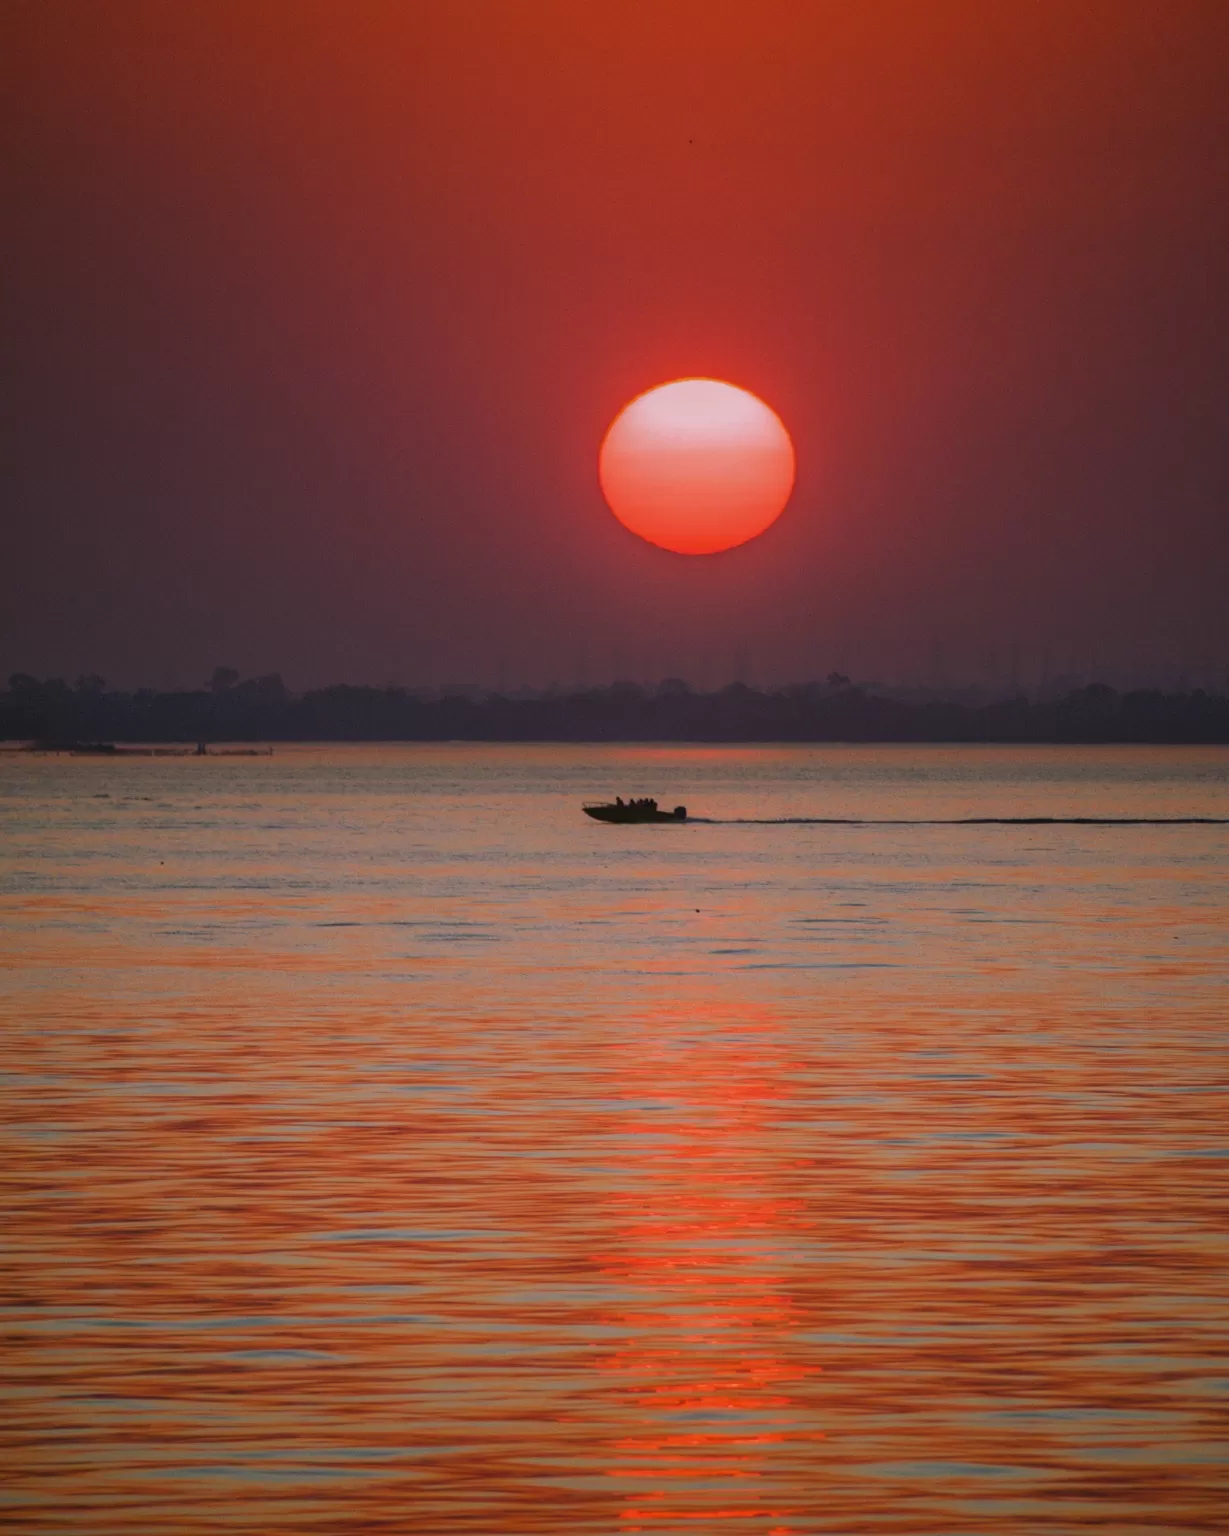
[584,800,687,823]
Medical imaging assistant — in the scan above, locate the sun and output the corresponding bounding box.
[598,378,795,555]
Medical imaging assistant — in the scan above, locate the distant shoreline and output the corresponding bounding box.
[4,678,1228,746]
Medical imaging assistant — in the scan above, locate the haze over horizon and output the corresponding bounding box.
[5,2,1228,691]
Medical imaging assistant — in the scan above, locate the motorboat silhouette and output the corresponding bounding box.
[583,799,687,823]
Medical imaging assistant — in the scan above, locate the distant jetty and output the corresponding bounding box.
[23,740,273,757]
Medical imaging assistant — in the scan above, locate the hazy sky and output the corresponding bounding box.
[5,1,1228,689]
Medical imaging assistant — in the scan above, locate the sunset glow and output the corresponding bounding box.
[599,379,796,555]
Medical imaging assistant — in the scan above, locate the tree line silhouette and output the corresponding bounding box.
[4,672,1228,744]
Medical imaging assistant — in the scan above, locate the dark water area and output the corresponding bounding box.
[2,744,1227,1533]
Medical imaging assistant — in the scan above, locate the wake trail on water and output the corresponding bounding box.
[688,816,1229,826]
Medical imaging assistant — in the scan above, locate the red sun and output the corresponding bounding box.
[599,378,796,555]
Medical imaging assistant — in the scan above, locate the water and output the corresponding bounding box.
[2,743,1227,1534]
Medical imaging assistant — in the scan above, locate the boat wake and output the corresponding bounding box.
[687,816,1229,826]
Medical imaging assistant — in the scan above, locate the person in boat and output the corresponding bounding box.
[616,796,623,807]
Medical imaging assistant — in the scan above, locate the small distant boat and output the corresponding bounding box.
[584,800,687,824]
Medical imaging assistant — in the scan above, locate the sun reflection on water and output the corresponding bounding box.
[590,1006,816,1533]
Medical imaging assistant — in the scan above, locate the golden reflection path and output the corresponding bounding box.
[591,1005,814,1534]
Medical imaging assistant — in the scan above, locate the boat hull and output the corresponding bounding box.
[583,805,686,824]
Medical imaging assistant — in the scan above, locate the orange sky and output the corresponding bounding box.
[5,1,1228,687]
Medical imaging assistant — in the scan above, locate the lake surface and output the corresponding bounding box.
[2,743,1227,1534]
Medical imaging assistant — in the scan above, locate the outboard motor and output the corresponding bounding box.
[672,805,687,820]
